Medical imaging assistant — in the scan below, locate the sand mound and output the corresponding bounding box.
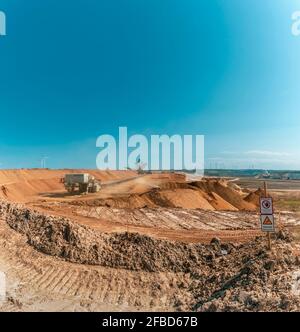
[70,178,256,211]
[205,192,238,211]
[0,169,136,202]
[190,180,256,211]
[156,189,215,209]
[244,188,264,207]
[0,170,257,212]
[70,188,225,210]
[227,182,246,195]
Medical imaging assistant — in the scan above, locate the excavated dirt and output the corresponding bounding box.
[0,219,194,312]
[0,203,300,311]
[194,232,300,312]
[0,200,258,272]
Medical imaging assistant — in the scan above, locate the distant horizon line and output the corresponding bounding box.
[0,167,300,172]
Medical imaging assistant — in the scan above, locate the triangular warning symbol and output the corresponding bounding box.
[263,216,272,225]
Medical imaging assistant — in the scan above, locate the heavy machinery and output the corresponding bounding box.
[63,173,101,194]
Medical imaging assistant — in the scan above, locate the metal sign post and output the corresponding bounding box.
[260,181,275,250]
[264,182,271,250]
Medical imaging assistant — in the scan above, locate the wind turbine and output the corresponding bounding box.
[40,156,49,168]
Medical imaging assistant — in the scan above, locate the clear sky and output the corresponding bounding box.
[0,0,300,170]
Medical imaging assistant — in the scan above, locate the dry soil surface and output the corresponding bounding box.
[0,169,300,311]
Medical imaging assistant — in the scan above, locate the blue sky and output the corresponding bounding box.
[0,0,300,170]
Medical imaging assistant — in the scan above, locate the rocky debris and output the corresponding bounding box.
[210,237,221,246]
[276,230,294,242]
[192,238,300,312]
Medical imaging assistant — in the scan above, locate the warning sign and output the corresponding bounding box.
[260,197,273,215]
[260,215,275,232]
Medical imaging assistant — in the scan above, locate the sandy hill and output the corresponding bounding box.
[0,169,136,202]
[0,169,257,211]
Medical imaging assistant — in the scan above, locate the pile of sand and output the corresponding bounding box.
[190,180,256,211]
[244,188,264,207]
[72,179,256,211]
[227,182,245,194]
[0,170,257,212]
[0,169,136,202]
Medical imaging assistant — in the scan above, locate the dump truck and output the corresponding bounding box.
[63,173,101,194]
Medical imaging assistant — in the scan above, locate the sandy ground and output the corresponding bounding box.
[0,170,262,243]
[0,220,191,312]
[1,217,300,312]
[0,169,300,311]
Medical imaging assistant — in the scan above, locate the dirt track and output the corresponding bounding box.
[0,220,189,311]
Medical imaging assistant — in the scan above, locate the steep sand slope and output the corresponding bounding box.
[244,188,264,208]
[190,180,256,211]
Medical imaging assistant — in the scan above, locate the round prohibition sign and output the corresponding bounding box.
[262,200,271,210]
